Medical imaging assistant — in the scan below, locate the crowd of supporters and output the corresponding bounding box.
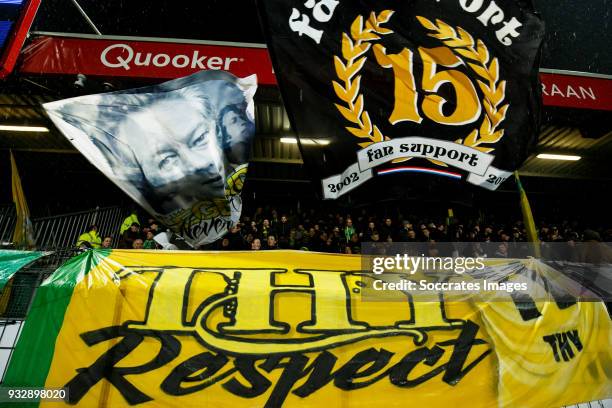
[75,205,612,256]
[204,206,612,257]
[76,210,162,250]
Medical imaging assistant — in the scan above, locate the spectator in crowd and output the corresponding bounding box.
[276,215,291,248]
[101,236,113,249]
[380,218,395,242]
[248,221,259,237]
[421,227,431,242]
[261,219,273,241]
[270,209,280,229]
[327,227,342,252]
[434,224,447,241]
[362,222,377,242]
[292,225,303,248]
[220,238,231,250]
[253,207,264,224]
[266,235,278,250]
[76,225,101,249]
[244,233,255,248]
[576,229,612,264]
[345,233,361,254]
[132,238,144,249]
[344,219,356,243]
[494,242,509,258]
[120,208,140,235]
[251,238,261,250]
[120,222,142,249]
[143,231,157,249]
[225,225,245,249]
[397,221,412,242]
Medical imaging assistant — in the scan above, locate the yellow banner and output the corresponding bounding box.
[38,250,610,407]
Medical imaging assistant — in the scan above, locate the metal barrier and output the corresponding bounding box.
[0,319,25,382]
[32,206,126,250]
[1,205,126,250]
[0,206,16,244]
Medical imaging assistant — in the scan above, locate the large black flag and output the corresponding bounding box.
[258,0,544,198]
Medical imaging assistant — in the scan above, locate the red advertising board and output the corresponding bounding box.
[539,70,612,111]
[19,34,276,85]
[18,34,611,111]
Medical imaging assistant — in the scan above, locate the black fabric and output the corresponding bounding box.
[258,0,544,200]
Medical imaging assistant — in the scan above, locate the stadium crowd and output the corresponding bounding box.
[77,205,612,259]
[210,206,611,257]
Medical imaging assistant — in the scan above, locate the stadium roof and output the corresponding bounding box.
[0,0,609,210]
[0,89,610,181]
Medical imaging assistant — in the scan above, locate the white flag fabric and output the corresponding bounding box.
[44,71,257,247]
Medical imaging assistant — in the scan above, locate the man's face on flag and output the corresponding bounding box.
[116,96,225,212]
[44,71,258,246]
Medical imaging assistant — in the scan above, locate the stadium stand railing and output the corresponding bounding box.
[32,205,125,250]
[0,205,16,245]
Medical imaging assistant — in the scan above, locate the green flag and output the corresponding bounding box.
[0,250,45,291]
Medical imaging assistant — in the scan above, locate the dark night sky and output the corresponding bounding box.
[32,0,266,42]
[30,0,610,75]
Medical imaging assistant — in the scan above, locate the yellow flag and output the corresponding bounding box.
[514,171,540,257]
[11,151,35,249]
[4,250,609,408]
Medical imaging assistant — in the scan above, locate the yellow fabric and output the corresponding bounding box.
[42,251,611,407]
[75,230,101,248]
[10,151,35,248]
[515,171,541,257]
[119,213,140,235]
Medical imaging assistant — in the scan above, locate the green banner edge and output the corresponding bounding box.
[0,250,46,291]
[1,249,112,407]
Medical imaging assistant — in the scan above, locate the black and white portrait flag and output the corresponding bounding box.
[44,71,257,246]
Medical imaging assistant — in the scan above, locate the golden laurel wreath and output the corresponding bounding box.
[332,11,508,164]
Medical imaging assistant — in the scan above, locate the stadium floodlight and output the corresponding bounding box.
[280,137,330,146]
[536,153,581,161]
[0,125,49,132]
